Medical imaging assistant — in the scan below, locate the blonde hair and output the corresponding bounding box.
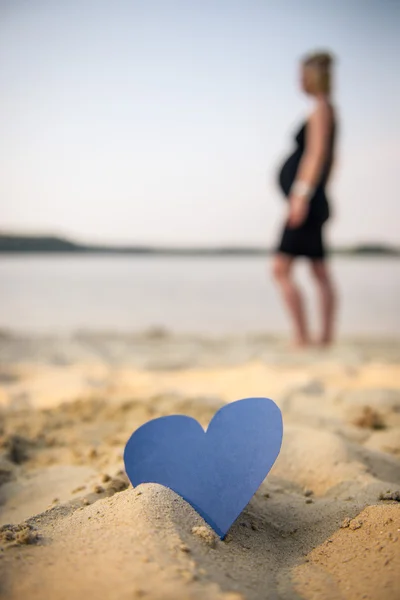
[302,51,334,95]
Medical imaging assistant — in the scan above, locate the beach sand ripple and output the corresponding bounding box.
[0,334,399,600]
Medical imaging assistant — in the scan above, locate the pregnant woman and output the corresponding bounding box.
[273,51,337,347]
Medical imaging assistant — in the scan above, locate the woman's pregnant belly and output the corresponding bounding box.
[278,150,301,198]
[278,150,330,224]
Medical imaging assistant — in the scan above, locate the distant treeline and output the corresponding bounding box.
[0,234,399,257]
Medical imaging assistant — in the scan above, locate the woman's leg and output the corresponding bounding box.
[272,253,310,346]
[310,259,336,345]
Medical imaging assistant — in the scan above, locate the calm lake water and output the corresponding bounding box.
[0,256,399,337]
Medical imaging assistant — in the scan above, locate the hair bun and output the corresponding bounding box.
[318,52,333,67]
[304,50,334,69]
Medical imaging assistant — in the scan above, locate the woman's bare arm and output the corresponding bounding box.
[287,101,332,227]
[296,101,332,187]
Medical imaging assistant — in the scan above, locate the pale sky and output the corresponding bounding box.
[1,0,399,247]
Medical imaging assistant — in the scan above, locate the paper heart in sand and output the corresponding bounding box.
[123,397,283,539]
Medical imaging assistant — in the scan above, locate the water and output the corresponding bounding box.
[0,255,399,336]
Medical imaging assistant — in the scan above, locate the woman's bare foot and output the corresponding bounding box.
[289,337,311,350]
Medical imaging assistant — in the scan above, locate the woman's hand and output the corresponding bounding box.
[287,194,309,228]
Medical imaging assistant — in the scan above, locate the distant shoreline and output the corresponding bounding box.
[0,233,399,257]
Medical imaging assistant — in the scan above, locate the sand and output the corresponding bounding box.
[0,332,399,600]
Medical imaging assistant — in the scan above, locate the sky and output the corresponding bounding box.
[0,0,399,247]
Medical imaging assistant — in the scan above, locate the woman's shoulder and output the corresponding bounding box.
[310,98,335,122]
[304,100,335,136]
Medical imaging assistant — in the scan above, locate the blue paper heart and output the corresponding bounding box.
[124,397,283,539]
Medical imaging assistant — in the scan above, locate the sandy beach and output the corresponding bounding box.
[0,331,399,600]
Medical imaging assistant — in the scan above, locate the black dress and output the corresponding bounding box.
[276,119,336,259]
